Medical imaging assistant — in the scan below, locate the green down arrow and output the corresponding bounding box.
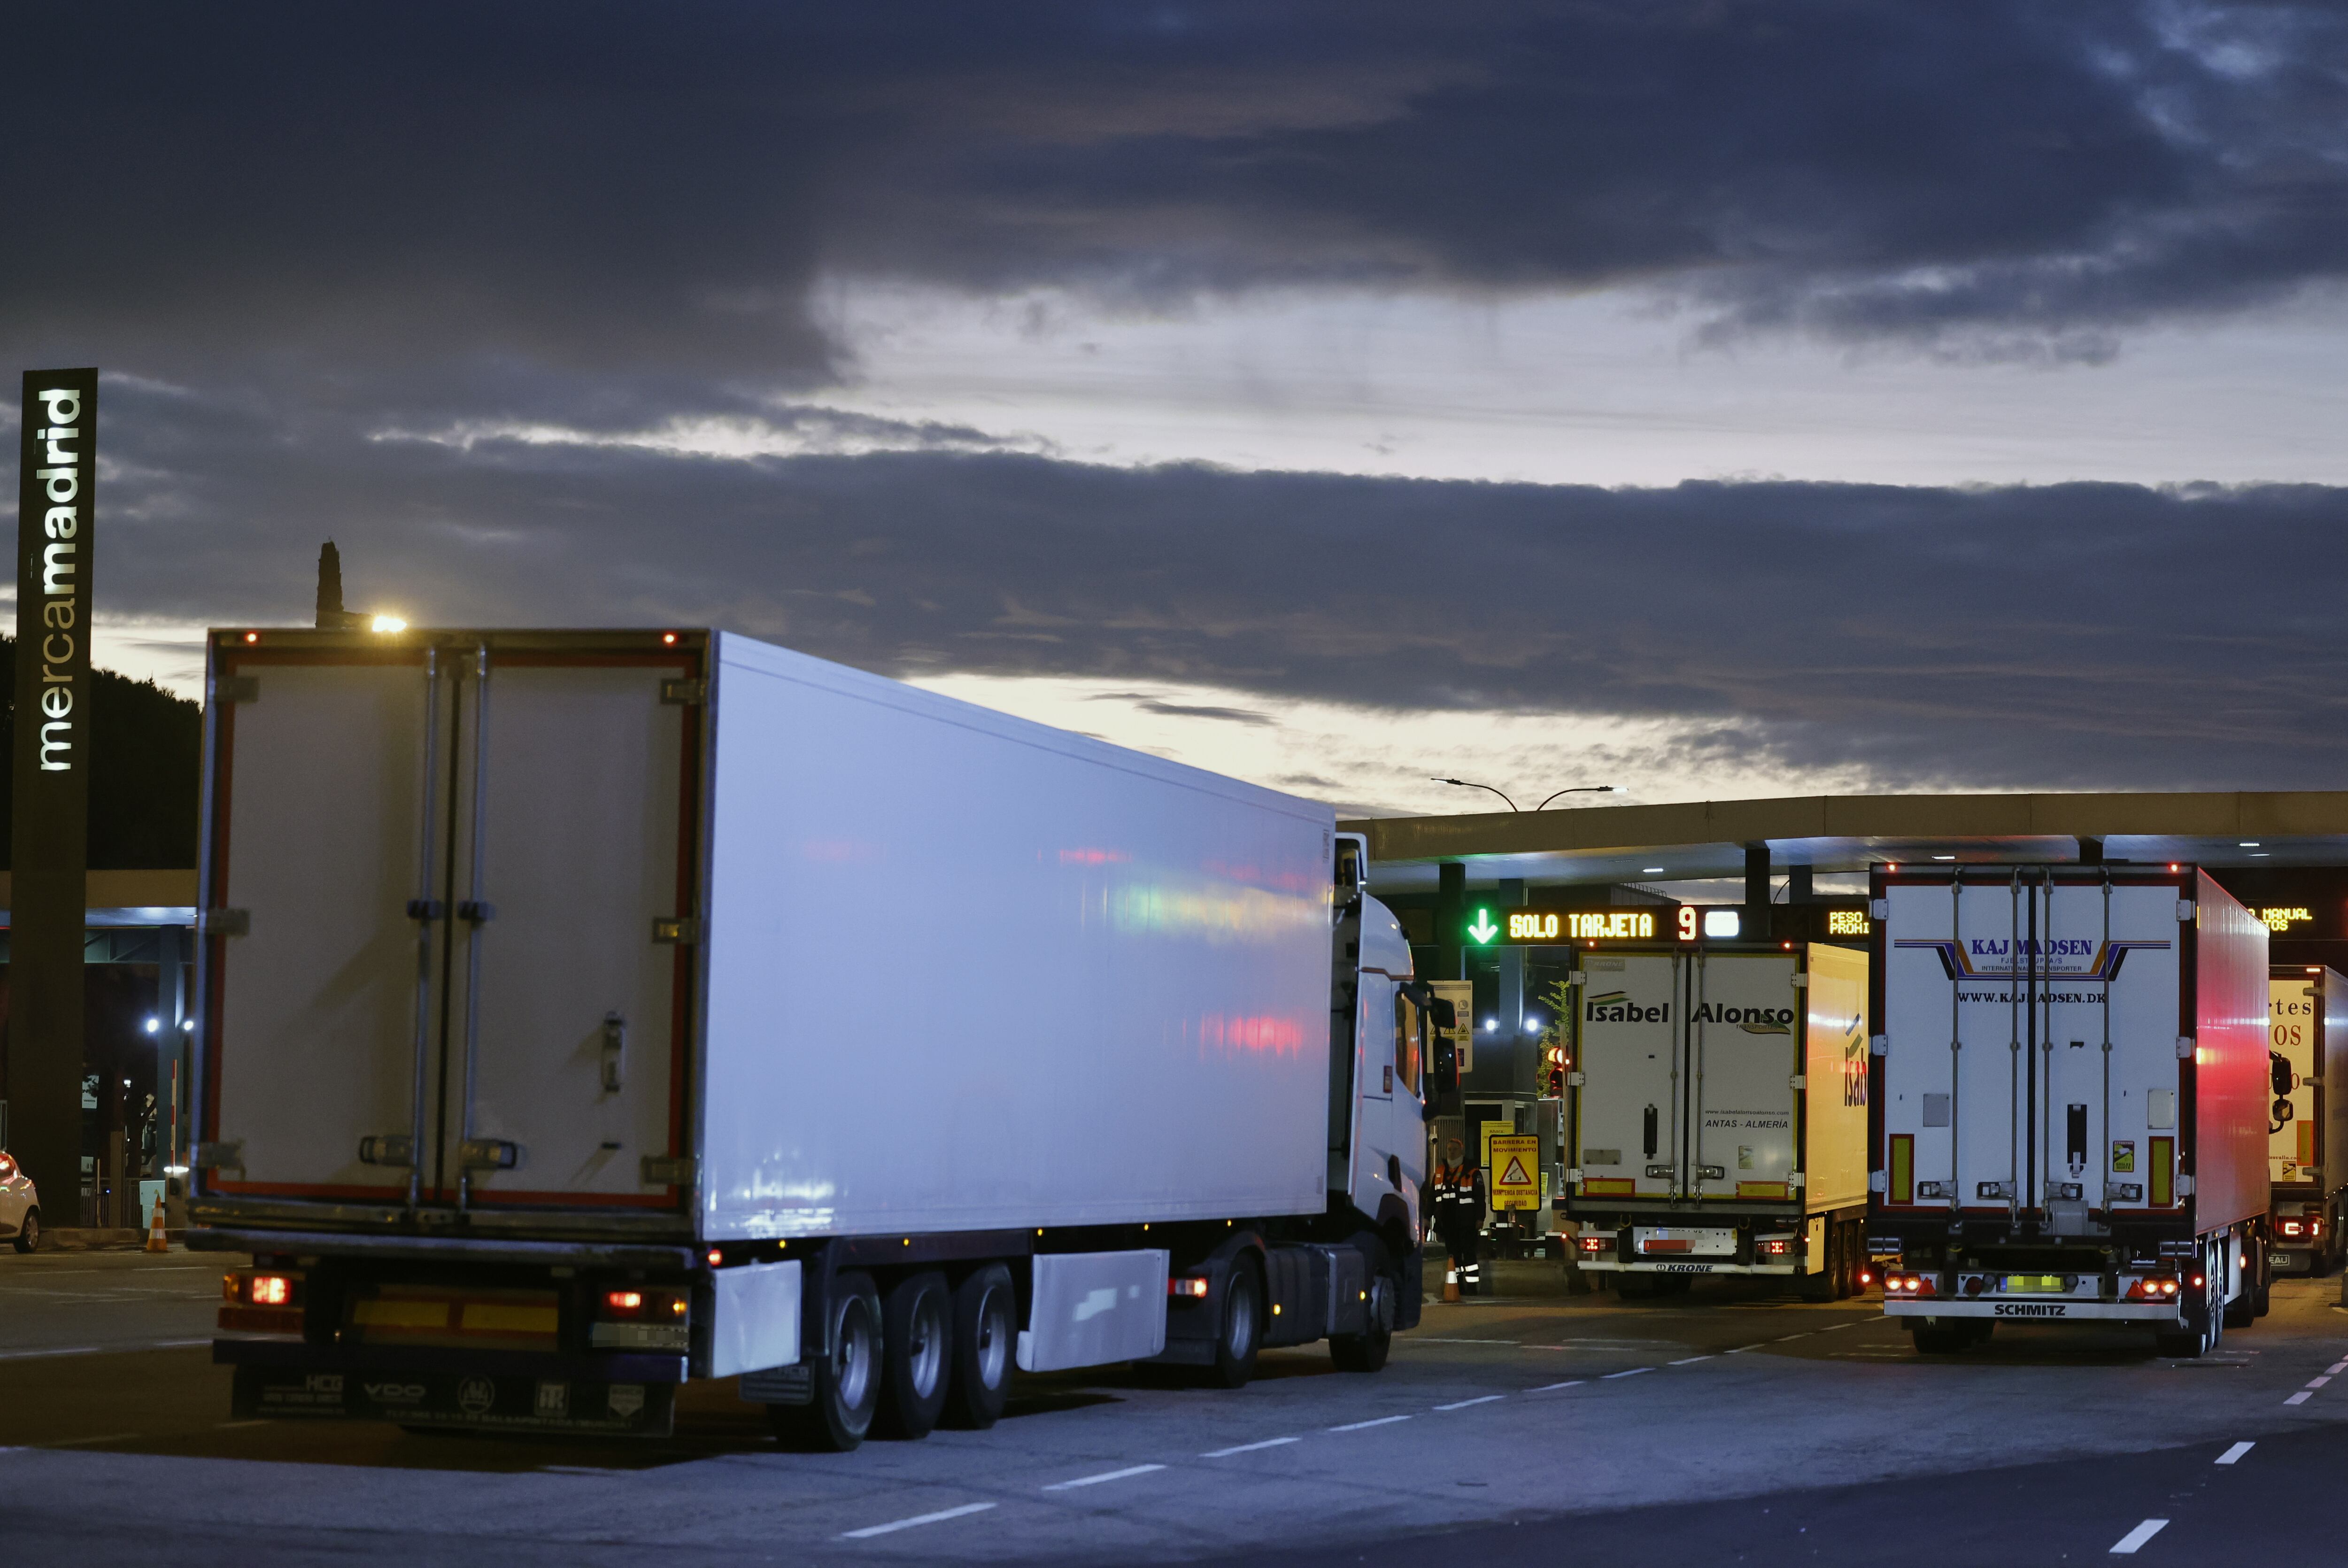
[1467,908,1499,943]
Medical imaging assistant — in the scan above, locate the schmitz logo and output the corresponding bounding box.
[1993,1302,2069,1317]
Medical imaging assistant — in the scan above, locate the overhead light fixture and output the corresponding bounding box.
[1643,867,1665,874]
[370,614,408,633]
[2240,841,2259,848]
[1932,854,1956,861]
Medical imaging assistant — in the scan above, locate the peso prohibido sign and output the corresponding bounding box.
[11,367,97,1207]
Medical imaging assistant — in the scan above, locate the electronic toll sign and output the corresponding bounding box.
[1463,903,1680,946]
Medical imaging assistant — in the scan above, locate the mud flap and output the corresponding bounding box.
[232,1364,677,1436]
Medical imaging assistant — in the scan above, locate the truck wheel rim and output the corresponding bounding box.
[836,1299,876,1410]
[1228,1285,1256,1359]
[975,1287,1011,1389]
[908,1293,946,1399]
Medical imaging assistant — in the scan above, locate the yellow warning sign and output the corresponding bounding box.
[1490,1134,1540,1211]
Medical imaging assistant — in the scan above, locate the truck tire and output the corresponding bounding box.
[1330,1240,1396,1374]
[940,1263,1015,1430]
[2253,1239,2272,1318]
[772,1270,882,1451]
[873,1271,952,1440]
[1798,1259,1836,1304]
[1206,1258,1262,1389]
[1614,1272,1656,1300]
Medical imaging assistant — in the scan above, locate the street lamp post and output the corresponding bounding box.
[1430,779,1614,811]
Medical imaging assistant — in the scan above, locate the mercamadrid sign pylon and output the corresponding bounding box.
[12,368,96,1212]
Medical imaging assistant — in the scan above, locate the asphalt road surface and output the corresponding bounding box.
[6,1250,2347,1566]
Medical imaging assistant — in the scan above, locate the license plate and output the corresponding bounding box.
[2274,1252,2305,1270]
[2004,1274,2066,1294]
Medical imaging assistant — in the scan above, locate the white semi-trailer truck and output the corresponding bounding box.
[1872,865,2270,1357]
[191,628,1448,1448]
[2264,965,2348,1274]
[1563,942,1872,1300]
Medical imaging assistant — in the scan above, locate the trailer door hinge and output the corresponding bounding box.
[357,1134,415,1167]
[1870,1034,1889,1057]
[1789,973,1808,989]
[201,908,250,937]
[2176,1174,2195,1197]
[2176,1036,2195,1059]
[652,916,703,944]
[459,1138,521,1170]
[2176,899,2195,922]
[1868,1169,1886,1193]
[1567,1070,1585,1088]
[1567,970,1588,987]
[1789,1074,1807,1090]
[1869,898,1888,919]
[641,1155,696,1186]
[660,679,706,705]
[1789,1171,1807,1189]
[215,674,260,704]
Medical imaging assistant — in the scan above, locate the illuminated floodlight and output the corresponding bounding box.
[1932,854,1956,861]
[181,1018,195,1032]
[1643,867,1664,874]
[1522,1016,1540,1033]
[143,1017,160,1034]
[370,614,408,633]
[1483,1017,1498,1032]
[1702,909,1741,939]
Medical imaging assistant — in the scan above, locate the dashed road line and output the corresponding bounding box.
[1434,1395,1505,1411]
[1601,1367,1653,1380]
[1328,1415,1413,1433]
[1526,1379,1585,1393]
[1045,1464,1165,1491]
[2109,1518,2168,1554]
[1774,1333,1813,1342]
[2216,1442,2254,1465]
[841,1502,997,1540]
[2285,1392,2312,1406]
[1201,1437,1299,1458]
[2306,1376,2331,1389]
[1668,1355,1714,1366]
[1726,1344,1767,1354]
[0,1346,99,1361]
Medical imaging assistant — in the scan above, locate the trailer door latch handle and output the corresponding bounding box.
[358,1134,416,1167]
[641,1155,696,1186]
[652,917,703,943]
[459,1138,521,1170]
[601,1012,626,1093]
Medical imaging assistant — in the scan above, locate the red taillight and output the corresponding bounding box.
[605,1290,644,1314]
[2191,1273,2205,1289]
[252,1274,292,1306]
[1168,1277,1209,1298]
[2128,1276,2183,1299]
[594,1286,687,1321]
[1857,1270,1874,1287]
[1887,1274,1937,1297]
[706,1248,723,1267]
[2283,1220,2305,1236]
[1758,1239,1792,1256]
[1579,1236,1607,1254]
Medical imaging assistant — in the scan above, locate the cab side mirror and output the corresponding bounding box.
[1428,997,1456,1031]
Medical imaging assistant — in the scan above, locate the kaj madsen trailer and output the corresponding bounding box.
[1564,941,1873,1301]
[1870,864,2271,1357]
[187,628,1451,1449]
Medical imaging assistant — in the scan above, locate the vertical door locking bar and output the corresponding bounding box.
[402,647,443,1213]
[457,642,494,1209]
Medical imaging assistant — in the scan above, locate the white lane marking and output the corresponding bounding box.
[1668,1355,1714,1366]
[1043,1464,1165,1491]
[0,1346,103,1361]
[1601,1367,1654,1380]
[40,1433,139,1447]
[841,1502,997,1539]
[2216,1442,2255,1465]
[1200,1437,1298,1458]
[151,1338,212,1349]
[1725,1344,1767,1354]
[1328,1415,1413,1433]
[2109,1518,2169,1554]
[1434,1395,1505,1411]
[2330,1362,2348,1375]
[1774,1333,1812,1342]
[1526,1380,1585,1393]
[215,1420,270,1430]
[2307,1376,2331,1389]
[1409,1337,1520,1345]
[2285,1392,2313,1405]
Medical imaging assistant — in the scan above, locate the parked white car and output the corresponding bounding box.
[0,1151,40,1253]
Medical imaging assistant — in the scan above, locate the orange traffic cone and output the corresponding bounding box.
[146,1190,169,1253]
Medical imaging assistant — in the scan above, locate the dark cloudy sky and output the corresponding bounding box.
[6,2,2345,813]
